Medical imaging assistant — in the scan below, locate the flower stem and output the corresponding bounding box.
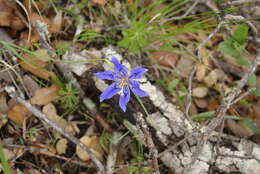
[134,93,149,117]
[0,143,12,174]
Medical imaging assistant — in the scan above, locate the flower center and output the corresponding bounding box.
[119,78,128,88]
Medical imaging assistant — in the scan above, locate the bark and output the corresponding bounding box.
[93,46,260,174]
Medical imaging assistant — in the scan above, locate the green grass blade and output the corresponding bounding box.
[191,111,243,120]
[0,143,12,174]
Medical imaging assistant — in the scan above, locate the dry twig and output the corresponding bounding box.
[184,44,260,174]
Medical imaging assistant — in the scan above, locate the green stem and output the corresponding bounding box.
[0,143,12,174]
[134,93,149,117]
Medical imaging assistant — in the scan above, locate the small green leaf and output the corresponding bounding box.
[141,167,153,174]
[192,111,243,120]
[243,119,260,134]
[58,82,79,110]
[238,99,251,108]
[248,74,257,88]
[233,24,248,45]
[192,111,215,120]
[0,143,12,174]
[236,57,250,66]
[128,166,139,173]
[251,89,260,97]
[218,39,240,57]
[168,79,179,89]
[55,41,70,56]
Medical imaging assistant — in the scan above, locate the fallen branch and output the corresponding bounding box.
[34,19,106,174]
[92,46,260,174]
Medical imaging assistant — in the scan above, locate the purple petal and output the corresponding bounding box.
[129,67,148,79]
[111,57,128,76]
[119,86,130,112]
[95,70,117,80]
[129,80,148,97]
[100,82,121,102]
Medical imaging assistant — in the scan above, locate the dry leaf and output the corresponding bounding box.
[23,169,42,174]
[95,113,113,133]
[19,50,54,81]
[22,75,40,97]
[196,64,207,81]
[24,0,48,11]
[29,12,51,27]
[192,86,208,98]
[0,11,12,27]
[0,113,8,129]
[0,0,25,32]
[194,99,208,109]
[151,51,179,68]
[8,104,31,126]
[127,0,134,7]
[0,93,9,114]
[252,105,260,120]
[42,103,72,133]
[20,12,62,43]
[0,27,12,42]
[226,120,254,137]
[30,85,60,106]
[189,103,198,116]
[56,138,68,155]
[176,56,193,77]
[49,11,63,33]
[76,136,103,161]
[65,121,80,134]
[91,0,107,6]
[204,70,218,87]
[207,98,219,111]
[20,29,41,44]
[10,16,25,32]
[167,169,175,174]
[204,69,224,87]
[33,49,52,61]
[200,48,210,65]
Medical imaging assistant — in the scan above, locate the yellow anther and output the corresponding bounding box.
[119,78,128,87]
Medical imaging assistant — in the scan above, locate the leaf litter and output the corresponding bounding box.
[0,0,260,174]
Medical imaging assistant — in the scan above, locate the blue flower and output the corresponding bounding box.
[95,57,148,112]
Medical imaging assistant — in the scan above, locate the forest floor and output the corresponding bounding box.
[0,0,260,174]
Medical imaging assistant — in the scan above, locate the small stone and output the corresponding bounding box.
[194,99,208,108]
[204,69,222,87]
[192,87,208,98]
[76,136,103,161]
[176,57,193,77]
[56,138,68,154]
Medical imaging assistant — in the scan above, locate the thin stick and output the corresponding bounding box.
[3,144,89,168]
[159,0,201,24]
[204,48,260,138]
[231,88,257,105]
[14,0,32,42]
[184,20,225,128]
[228,0,260,5]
